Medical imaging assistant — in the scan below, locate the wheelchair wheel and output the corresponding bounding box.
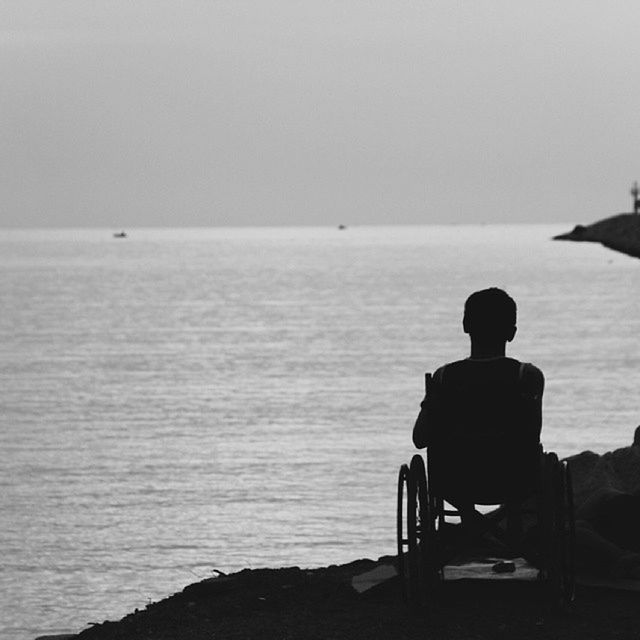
[397,463,411,601]
[559,460,576,604]
[398,455,441,607]
[397,457,425,607]
[407,454,430,607]
[540,452,575,608]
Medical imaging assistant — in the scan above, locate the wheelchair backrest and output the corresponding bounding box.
[426,360,542,504]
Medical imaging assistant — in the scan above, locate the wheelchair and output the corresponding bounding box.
[397,439,575,610]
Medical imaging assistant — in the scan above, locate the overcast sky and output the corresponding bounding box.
[3,1,640,228]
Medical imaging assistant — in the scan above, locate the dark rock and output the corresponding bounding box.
[182,575,236,597]
[553,213,640,259]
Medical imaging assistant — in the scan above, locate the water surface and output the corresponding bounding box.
[1,224,638,638]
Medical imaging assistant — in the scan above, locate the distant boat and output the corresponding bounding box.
[113,231,127,238]
[338,224,347,230]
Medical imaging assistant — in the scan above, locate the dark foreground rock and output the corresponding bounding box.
[66,556,640,640]
[553,213,640,259]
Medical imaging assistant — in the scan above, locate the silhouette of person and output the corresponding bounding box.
[412,287,544,506]
[411,288,640,577]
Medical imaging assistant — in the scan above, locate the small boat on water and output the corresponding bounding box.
[113,231,127,238]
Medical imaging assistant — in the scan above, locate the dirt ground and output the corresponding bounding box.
[72,557,640,640]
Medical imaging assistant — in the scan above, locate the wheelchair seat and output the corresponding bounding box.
[398,447,575,610]
[427,439,541,506]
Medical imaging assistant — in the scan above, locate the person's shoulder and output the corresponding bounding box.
[440,358,469,371]
[516,360,544,381]
[515,360,545,394]
[432,359,466,383]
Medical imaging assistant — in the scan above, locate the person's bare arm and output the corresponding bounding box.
[521,363,544,442]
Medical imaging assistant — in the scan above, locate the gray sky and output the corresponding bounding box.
[3,1,640,228]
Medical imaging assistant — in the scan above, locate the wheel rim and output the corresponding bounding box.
[406,461,420,606]
[542,452,574,608]
[397,464,410,601]
[410,454,435,606]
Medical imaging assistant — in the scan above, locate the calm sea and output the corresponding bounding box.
[1,224,638,639]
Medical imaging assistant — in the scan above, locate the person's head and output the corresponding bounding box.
[463,288,517,344]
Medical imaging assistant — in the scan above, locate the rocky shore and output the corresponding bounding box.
[553,213,640,259]
[37,554,640,640]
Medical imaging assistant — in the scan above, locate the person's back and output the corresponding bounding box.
[413,288,544,504]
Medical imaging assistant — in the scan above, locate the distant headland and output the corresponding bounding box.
[553,182,640,259]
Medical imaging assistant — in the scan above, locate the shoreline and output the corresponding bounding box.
[553,212,640,259]
[36,554,640,640]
